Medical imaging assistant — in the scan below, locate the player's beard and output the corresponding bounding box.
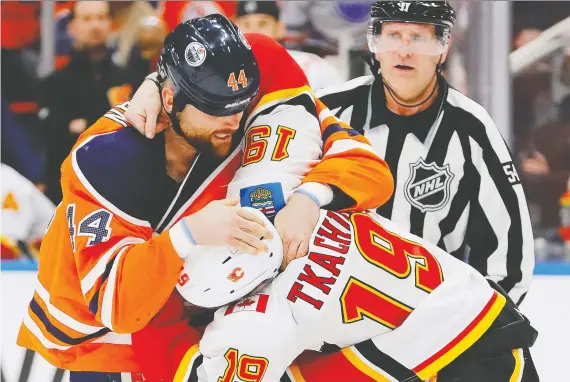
[184,132,234,158]
[177,113,238,158]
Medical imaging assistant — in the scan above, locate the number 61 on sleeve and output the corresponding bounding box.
[242,125,296,166]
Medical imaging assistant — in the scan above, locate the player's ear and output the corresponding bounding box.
[161,86,174,113]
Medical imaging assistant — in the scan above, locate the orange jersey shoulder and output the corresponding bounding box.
[17,102,187,371]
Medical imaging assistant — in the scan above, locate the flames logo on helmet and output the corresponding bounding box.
[228,267,245,282]
[185,42,207,67]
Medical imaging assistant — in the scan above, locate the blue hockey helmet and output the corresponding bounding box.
[157,14,260,117]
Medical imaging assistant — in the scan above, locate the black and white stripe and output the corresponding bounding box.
[317,74,534,305]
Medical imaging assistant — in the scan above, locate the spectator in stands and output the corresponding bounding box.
[234,1,343,90]
[107,1,157,68]
[280,1,373,78]
[512,27,552,157]
[520,93,570,229]
[160,1,237,32]
[39,1,132,203]
[0,1,42,148]
[514,28,542,51]
[510,1,570,156]
[126,15,168,89]
[513,1,570,38]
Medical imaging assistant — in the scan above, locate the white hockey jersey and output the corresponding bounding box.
[227,86,386,215]
[227,101,323,206]
[1,164,55,253]
[199,209,507,381]
[184,80,504,382]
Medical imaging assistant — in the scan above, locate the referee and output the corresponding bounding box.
[317,1,534,305]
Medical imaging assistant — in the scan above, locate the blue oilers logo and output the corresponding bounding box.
[249,187,276,217]
[238,28,251,50]
[185,42,207,67]
[404,158,454,213]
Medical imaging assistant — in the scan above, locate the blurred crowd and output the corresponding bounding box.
[1,1,569,261]
[510,2,570,260]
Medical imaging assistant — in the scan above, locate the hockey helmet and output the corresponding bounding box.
[176,208,283,308]
[157,14,260,117]
[367,1,456,56]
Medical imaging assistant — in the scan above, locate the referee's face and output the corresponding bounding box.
[375,22,448,103]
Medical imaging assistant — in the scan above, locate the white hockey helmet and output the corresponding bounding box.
[176,208,283,308]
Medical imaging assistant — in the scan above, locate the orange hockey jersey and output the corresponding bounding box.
[17,33,393,373]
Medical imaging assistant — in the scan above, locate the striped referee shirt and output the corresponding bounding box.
[316,74,534,305]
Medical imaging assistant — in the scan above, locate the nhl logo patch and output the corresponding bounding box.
[404,158,454,213]
[185,42,207,67]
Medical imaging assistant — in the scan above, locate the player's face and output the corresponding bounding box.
[177,105,243,158]
[235,14,280,40]
[375,22,447,103]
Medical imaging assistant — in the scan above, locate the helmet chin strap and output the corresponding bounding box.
[158,90,188,142]
[165,103,186,139]
[154,79,187,140]
[382,54,443,109]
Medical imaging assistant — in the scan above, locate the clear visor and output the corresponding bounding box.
[367,19,450,56]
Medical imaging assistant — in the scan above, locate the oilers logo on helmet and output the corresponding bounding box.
[185,42,207,67]
[238,29,251,50]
